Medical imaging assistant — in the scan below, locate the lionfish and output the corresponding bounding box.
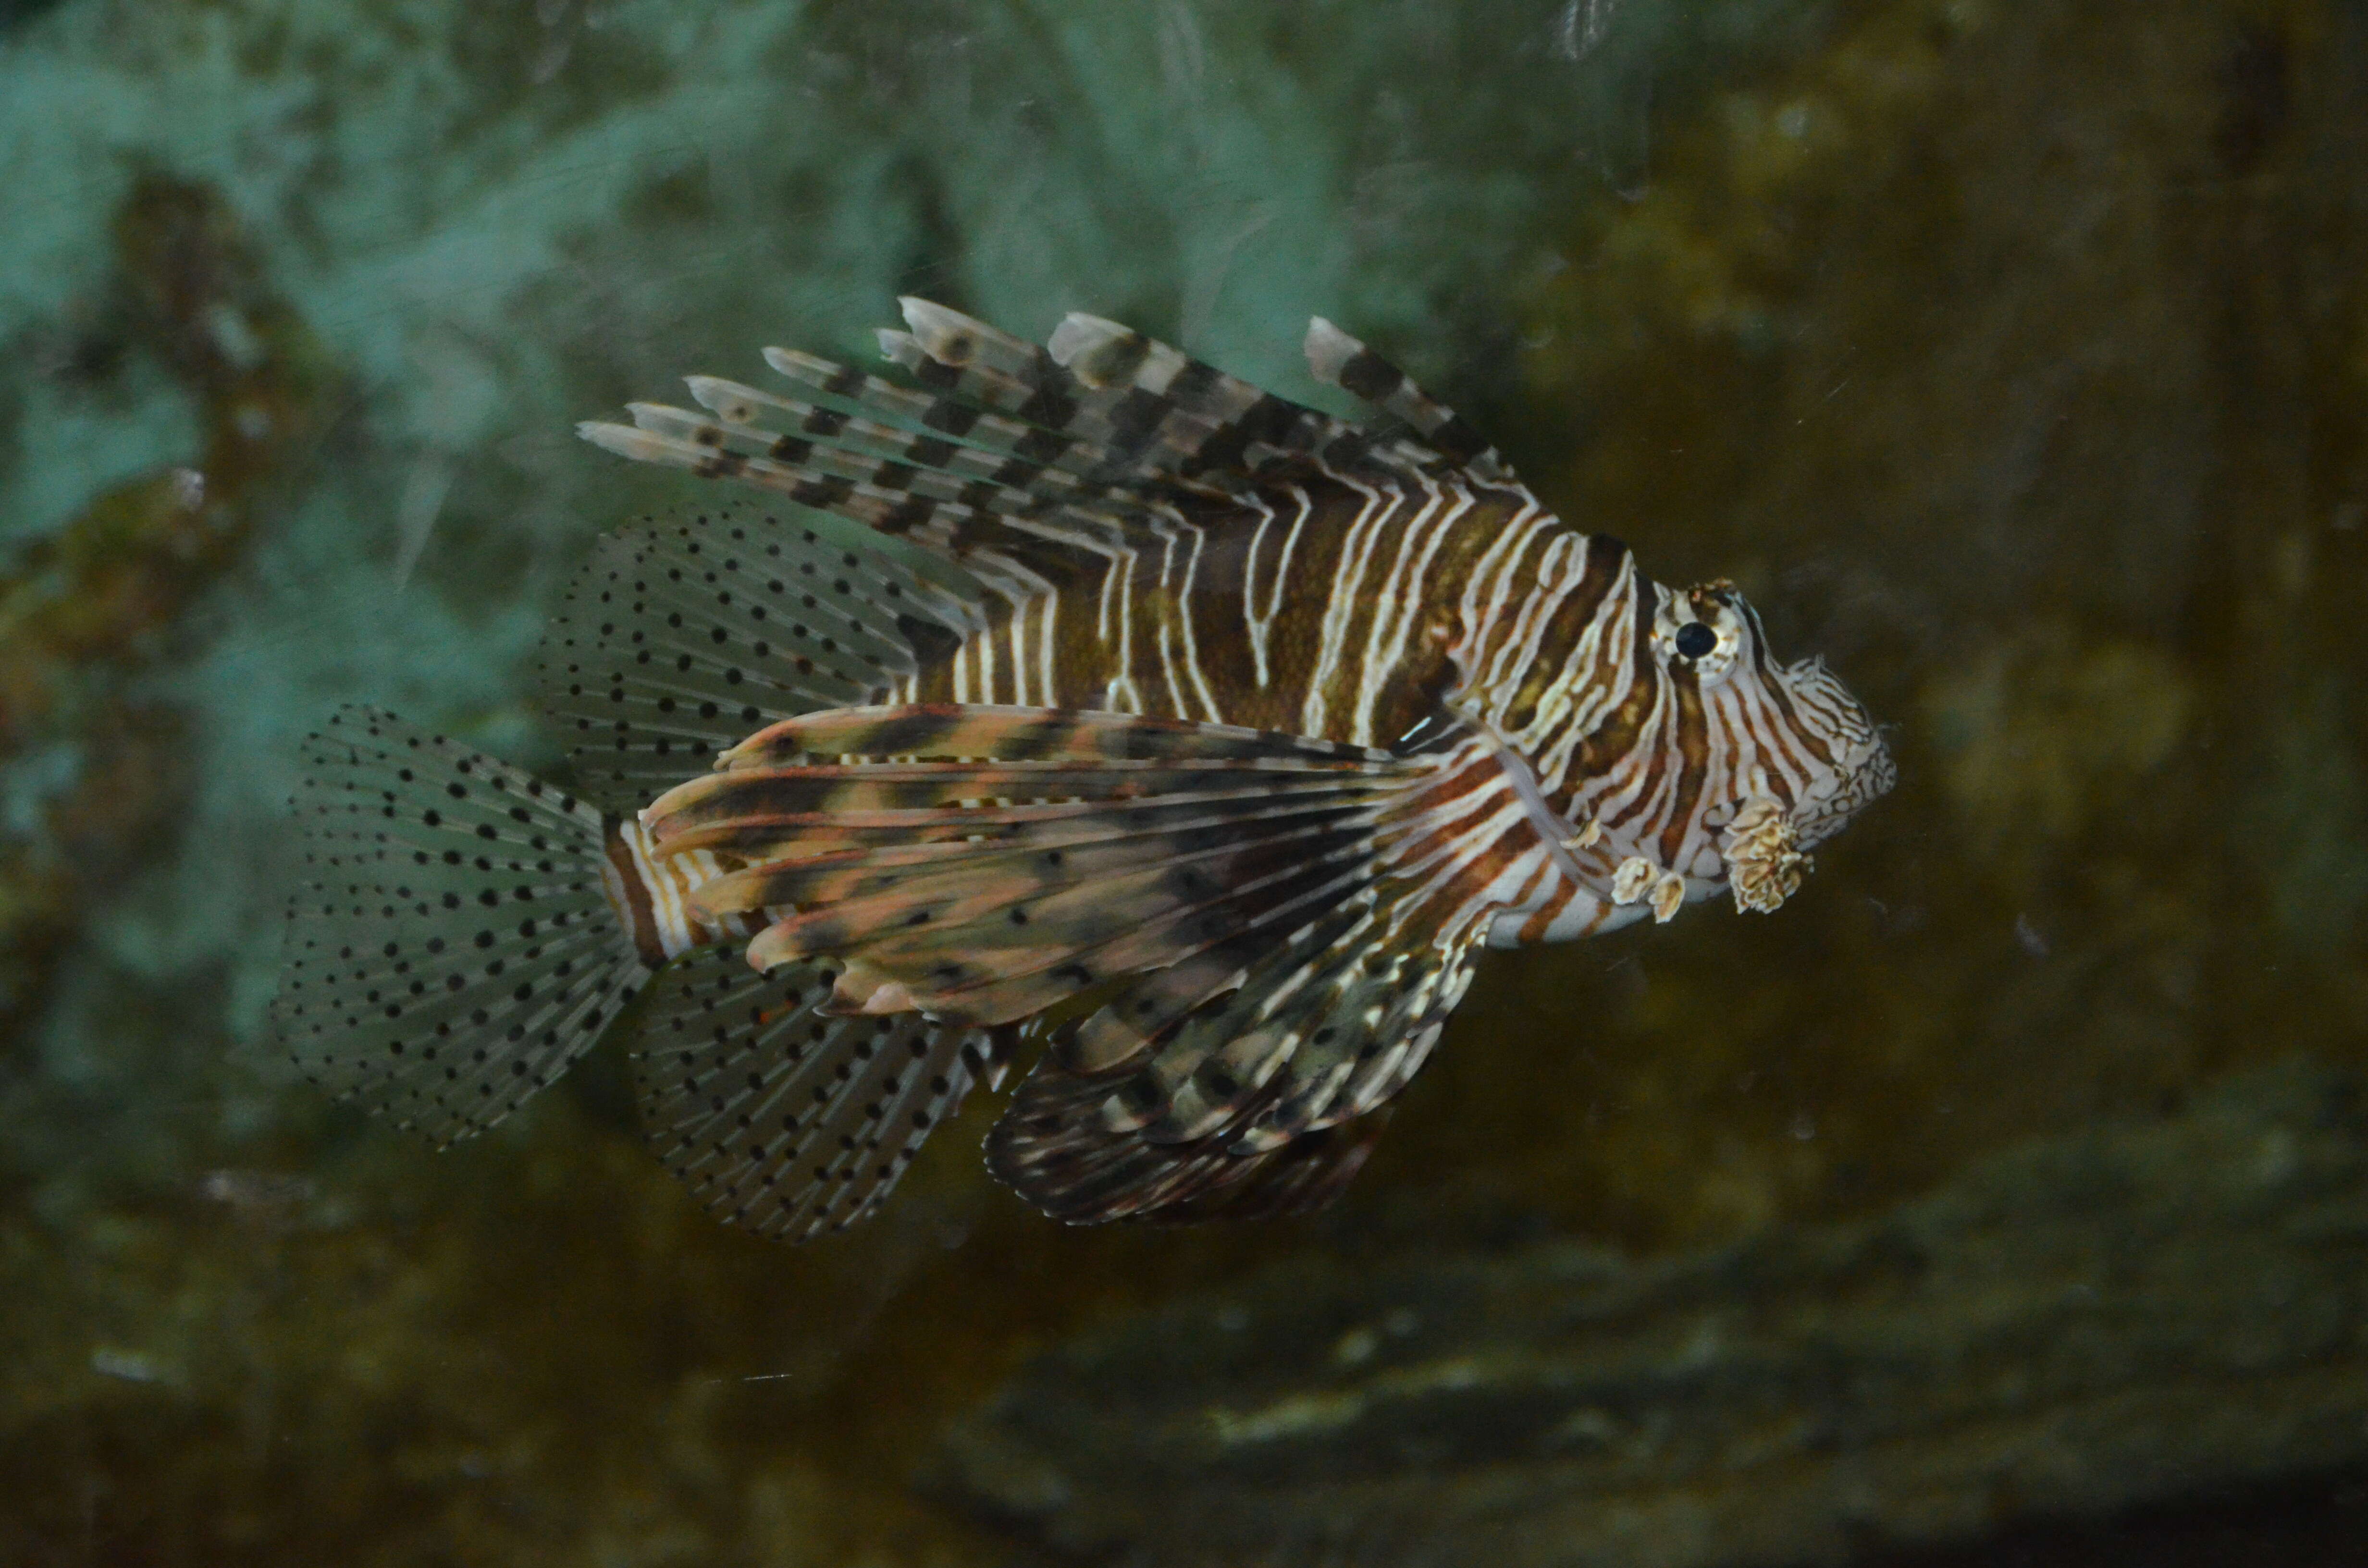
[274,300,1893,1239]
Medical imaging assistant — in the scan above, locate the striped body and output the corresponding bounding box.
[278,298,1892,1241]
[601,817,757,961]
[892,463,1885,952]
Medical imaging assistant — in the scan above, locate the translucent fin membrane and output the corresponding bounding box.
[981,908,1473,1223]
[639,704,1414,1029]
[273,707,650,1143]
[631,944,1006,1240]
[983,1054,1398,1226]
[535,499,980,809]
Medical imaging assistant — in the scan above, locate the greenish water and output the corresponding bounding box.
[1,0,2364,1562]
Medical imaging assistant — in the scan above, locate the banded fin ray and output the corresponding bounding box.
[877,300,1346,489]
[535,500,980,809]
[632,944,1008,1240]
[705,802,1381,1018]
[578,300,1396,591]
[977,894,1476,1224]
[587,401,1241,632]
[979,735,1527,1222]
[638,702,1511,1224]
[579,297,1204,543]
[577,410,1161,602]
[719,701,1388,769]
[652,785,1378,868]
[752,344,1123,497]
[638,377,1107,514]
[871,310,1229,487]
[1304,317,1516,484]
[613,399,1112,523]
[640,705,1421,1024]
[271,707,652,1143]
[984,1064,1397,1227]
[899,299,1367,484]
[1147,1108,1396,1225]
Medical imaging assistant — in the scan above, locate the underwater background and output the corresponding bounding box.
[3,0,2366,1562]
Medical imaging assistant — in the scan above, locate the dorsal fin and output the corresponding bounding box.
[533,499,980,811]
[1304,317,1516,484]
[575,301,1421,594]
[1042,308,1371,477]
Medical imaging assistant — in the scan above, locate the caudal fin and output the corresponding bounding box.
[271,706,652,1144]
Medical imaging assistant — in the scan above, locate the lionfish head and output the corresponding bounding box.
[1656,580,1894,902]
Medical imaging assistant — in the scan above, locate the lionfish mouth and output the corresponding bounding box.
[1719,728,1895,915]
[1790,730,1899,852]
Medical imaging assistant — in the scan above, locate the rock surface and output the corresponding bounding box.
[943,1061,2368,1566]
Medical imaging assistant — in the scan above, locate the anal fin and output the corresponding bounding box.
[631,944,1010,1241]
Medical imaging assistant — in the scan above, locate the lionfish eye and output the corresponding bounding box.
[1674,622,1717,660]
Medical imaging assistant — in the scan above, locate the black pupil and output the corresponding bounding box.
[1675,622,1718,660]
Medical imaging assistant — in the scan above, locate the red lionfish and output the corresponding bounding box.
[274,301,1893,1238]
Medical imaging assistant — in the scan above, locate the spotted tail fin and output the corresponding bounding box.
[271,707,653,1143]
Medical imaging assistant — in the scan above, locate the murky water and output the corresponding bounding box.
[2,0,2364,1563]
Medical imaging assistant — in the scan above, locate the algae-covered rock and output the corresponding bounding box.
[941,1060,2368,1566]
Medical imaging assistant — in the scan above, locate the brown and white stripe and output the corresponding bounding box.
[552,296,1895,1229]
